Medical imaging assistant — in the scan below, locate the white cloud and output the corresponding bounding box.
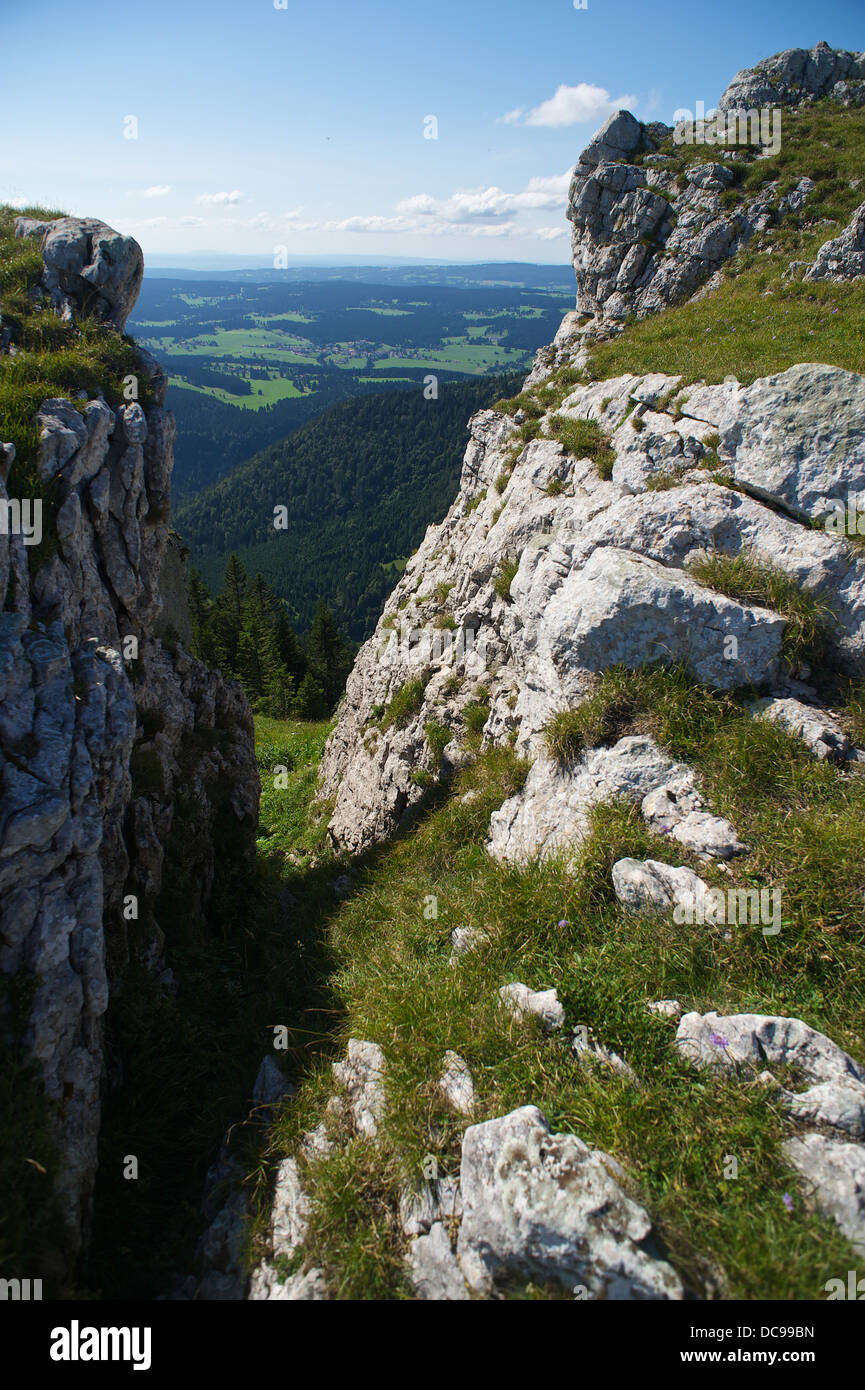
[535,226,567,241]
[463,221,519,238]
[142,185,171,198]
[497,107,525,125]
[395,170,572,225]
[525,171,573,197]
[196,189,245,205]
[322,214,416,234]
[394,193,438,216]
[519,82,636,128]
[179,215,204,226]
[444,187,515,220]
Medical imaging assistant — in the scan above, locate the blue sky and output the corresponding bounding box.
[1,0,862,263]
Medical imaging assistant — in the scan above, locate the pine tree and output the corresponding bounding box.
[294,670,328,719]
[274,608,307,685]
[210,553,248,677]
[236,587,294,714]
[187,568,215,664]
[305,600,350,711]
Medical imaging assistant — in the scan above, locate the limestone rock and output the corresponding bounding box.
[499,982,565,1031]
[783,1133,865,1256]
[488,735,738,867]
[572,1031,638,1084]
[612,857,710,917]
[455,1106,683,1298]
[261,1159,307,1262]
[253,1056,294,1110]
[675,1011,865,1085]
[319,353,865,857]
[438,1051,476,1114]
[15,215,144,331]
[332,1038,386,1137]
[647,999,684,1020]
[805,201,865,283]
[0,219,259,1268]
[449,925,485,962]
[248,1262,329,1301]
[718,43,865,113]
[707,364,865,524]
[410,1220,470,1301]
[400,1177,462,1237]
[534,545,784,690]
[786,1081,865,1140]
[749,696,852,761]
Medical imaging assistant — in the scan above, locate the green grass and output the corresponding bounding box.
[256,717,335,861]
[547,413,616,478]
[425,720,451,765]
[258,679,865,1299]
[380,673,430,731]
[493,555,520,601]
[687,548,833,668]
[586,103,865,385]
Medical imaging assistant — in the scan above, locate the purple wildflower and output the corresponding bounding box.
[709,1032,728,1048]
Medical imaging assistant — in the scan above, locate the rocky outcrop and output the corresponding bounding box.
[15,216,144,331]
[0,216,259,1266]
[718,42,865,113]
[319,359,865,857]
[565,112,790,325]
[559,44,864,333]
[805,201,865,284]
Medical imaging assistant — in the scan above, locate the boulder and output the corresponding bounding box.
[805,201,865,283]
[438,1051,476,1114]
[15,215,144,331]
[612,857,710,917]
[675,1011,865,1086]
[455,1106,683,1298]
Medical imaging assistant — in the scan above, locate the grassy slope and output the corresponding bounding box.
[253,660,865,1299]
[244,102,865,1301]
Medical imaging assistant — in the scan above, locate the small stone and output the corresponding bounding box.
[438,1051,475,1114]
[499,982,565,1031]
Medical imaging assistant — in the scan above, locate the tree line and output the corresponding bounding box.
[188,554,352,719]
